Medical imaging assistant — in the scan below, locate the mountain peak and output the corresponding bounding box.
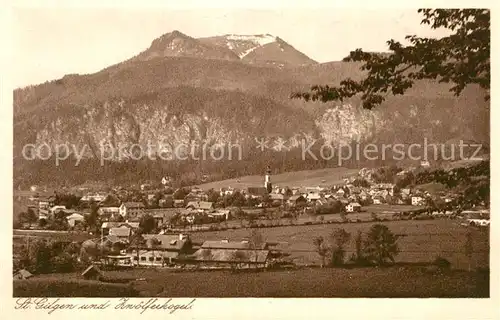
[170,29,184,36]
[132,30,240,62]
[152,30,193,47]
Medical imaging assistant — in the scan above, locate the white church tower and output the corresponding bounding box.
[265,166,272,193]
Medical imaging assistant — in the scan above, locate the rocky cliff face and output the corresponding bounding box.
[315,104,384,145]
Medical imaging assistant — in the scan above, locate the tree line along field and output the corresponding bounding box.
[189,219,489,270]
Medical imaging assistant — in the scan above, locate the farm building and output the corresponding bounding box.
[98,206,120,218]
[411,196,425,206]
[173,199,185,208]
[119,202,146,220]
[191,240,277,269]
[101,221,139,237]
[66,213,85,227]
[346,202,362,213]
[109,226,132,242]
[125,234,194,267]
[186,201,214,212]
[13,269,33,280]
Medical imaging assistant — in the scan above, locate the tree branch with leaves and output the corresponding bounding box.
[292,9,490,109]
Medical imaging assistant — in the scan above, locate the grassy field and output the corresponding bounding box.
[362,204,417,213]
[189,219,489,270]
[194,167,359,190]
[134,267,489,297]
[19,267,488,297]
[13,278,140,297]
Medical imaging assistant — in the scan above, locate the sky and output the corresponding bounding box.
[12,7,450,88]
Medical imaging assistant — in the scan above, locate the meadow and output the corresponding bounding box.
[13,278,140,297]
[16,266,488,298]
[189,219,489,270]
[194,167,360,190]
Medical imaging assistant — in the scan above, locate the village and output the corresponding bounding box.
[13,160,490,281]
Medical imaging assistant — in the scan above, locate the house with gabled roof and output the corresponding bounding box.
[101,221,139,237]
[346,202,362,213]
[66,213,84,227]
[373,196,384,205]
[185,201,214,212]
[192,239,275,268]
[13,269,33,280]
[98,206,120,219]
[269,193,286,205]
[359,190,369,201]
[173,199,185,208]
[306,192,322,202]
[119,202,145,220]
[336,188,346,197]
[411,196,426,206]
[109,226,132,242]
[128,234,193,266]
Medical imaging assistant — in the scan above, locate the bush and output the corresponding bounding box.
[349,253,372,267]
[330,248,346,266]
[433,256,452,271]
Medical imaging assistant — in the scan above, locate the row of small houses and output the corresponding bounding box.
[84,233,282,275]
[35,199,228,229]
[35,194,430,230]
[33,182,440,228]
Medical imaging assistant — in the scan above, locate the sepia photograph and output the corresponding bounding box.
[11,5,491,299]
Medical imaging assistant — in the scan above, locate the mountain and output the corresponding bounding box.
[127,30,317,68]
[13,30,490,188]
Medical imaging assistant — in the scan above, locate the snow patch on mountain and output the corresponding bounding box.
[239,47,258,58]
[226,34,276,46]
[225,34,277,58]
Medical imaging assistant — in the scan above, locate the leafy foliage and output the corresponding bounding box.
[17,239,81,274]
[173,187,190,200]
[54,193,82,209]
[139,214,157,234]
[292,9,490,109]
[363,224,400,266]
[313,236,329,268]
[84,202,99,232]
[18,208,38,225]
[330,228,351,266]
